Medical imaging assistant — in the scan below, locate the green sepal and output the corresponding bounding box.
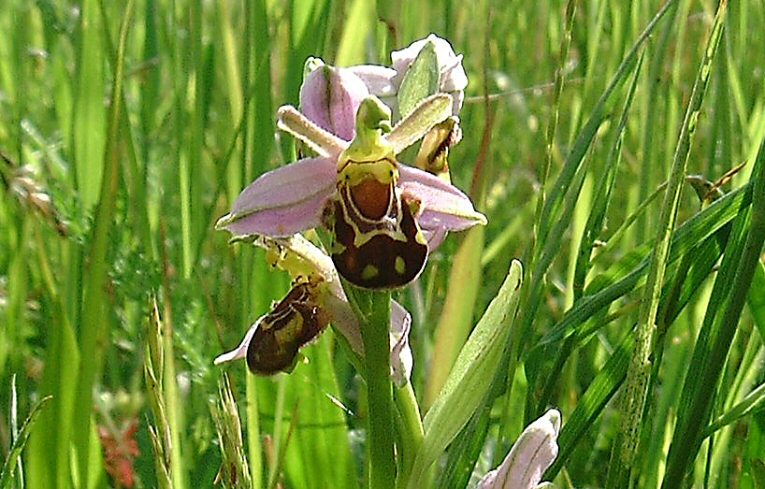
[397,40,440,119]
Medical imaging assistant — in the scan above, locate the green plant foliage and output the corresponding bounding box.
[2,1,765,488]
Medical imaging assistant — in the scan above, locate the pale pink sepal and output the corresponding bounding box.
[390,302,413,387]
[398,164,486,233]
[324,293,413,387]
[423,228,448,251]
[300,65,371,142]
[217,157,336,237]
[347,65,398,97]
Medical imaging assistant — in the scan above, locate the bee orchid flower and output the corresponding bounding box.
[216,89,485,289]
[214,234,413,386]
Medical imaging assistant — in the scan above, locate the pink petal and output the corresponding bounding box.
[300,66,371,142]
[398,165,487,232]
[478,409,561,489]
[423,228,448,251]
[347,65,398,98]
[218,157,337,237]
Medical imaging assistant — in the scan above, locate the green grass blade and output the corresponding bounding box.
[71,0,106,209]
[746,258,765,341]
[662,129,765,488]
[0,395,52,489]
[514,3,678,418]
[531,0,676,258]
[547,332,632,479]
[280,335,357,489]
[610,2,728,483]
[534,0,576,235]
[534,50,644,422]
[538,181,751,346]
[704,379,765,439]
[573,52,644,300]
[635,0,682,243]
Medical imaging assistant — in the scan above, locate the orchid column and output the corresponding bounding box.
[215,36,484,489]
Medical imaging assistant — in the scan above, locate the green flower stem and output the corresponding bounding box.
[394,381,424,489]
[347,286,396,489]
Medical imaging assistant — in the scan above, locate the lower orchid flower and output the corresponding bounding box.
[216,93,486,289]
[214,234,413,386]
[478,409,561,489]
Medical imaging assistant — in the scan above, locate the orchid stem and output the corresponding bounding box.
[394,381,424,488]
[347,286,397,489]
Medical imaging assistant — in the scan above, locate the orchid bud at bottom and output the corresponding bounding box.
[478,409,561,489]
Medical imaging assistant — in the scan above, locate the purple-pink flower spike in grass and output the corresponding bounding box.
[216,92,486,289]
[478,409,561,489]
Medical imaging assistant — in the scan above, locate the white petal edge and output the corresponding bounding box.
[214,320,260,365]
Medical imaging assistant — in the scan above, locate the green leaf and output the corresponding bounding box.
[408,260,523,489]
[704,381,765,438]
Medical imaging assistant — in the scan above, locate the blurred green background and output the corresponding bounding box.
[1,0,764,488]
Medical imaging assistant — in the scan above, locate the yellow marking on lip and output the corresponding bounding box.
[394,256,406,275]
[361,264,379,280]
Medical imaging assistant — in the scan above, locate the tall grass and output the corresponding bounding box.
[1,0,764,488]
